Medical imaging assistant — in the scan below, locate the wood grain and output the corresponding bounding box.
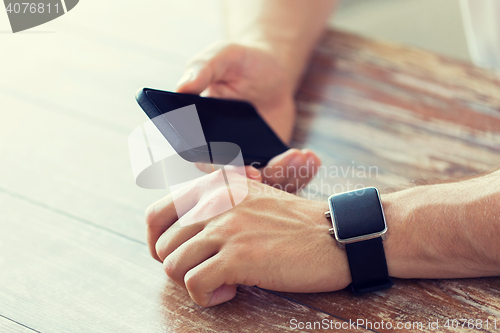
[294,30,500,193]
[288,30,500,332]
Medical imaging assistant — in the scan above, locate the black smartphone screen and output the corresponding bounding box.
[136,88,289,166]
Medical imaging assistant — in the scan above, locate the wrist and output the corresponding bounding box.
[309,198,352,292]
[382,179,500,279]
[381,190,418,279]
[382,187,453,279]
[382,186,468,279]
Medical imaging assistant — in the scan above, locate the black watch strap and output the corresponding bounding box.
[345,237,393,295]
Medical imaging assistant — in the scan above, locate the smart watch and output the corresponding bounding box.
[325,187,393,295]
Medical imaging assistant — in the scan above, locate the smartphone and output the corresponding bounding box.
[135,88,289,166]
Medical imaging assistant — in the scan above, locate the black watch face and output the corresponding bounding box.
[329,187,386,241]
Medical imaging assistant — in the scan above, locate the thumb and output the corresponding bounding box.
[244,166,262,183]
[205,284,238,307]
[261,149,321,192]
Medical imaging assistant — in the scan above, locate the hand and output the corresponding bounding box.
[176,42,296,143]
[178,42,322,190]
[196,148,322,193]
[146,170,351,307]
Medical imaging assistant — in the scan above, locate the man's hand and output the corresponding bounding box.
[178,42,322,191]
[146,162,500,307]
[176,42,296,143]
[145,170,351,307]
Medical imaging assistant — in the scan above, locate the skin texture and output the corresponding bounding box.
[382,170,500,280]
[147,169,350,307]
[146,169,500,307]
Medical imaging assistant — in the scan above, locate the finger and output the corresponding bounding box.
[177,44,243,97]
[176,62,214,95]
[263,149,304,186]
[302,149,321,178]
[163,232,221,290]
[155,219,205,262]
[175,44,227,94]
[195,162,215,173]
[261,149,321,192]
[195,163,239,174]
[145,195,179,262]
[145,180,206,262]
[195,163,261,182]
[184,255,238,307]
[205,284,238,307]
[289,149,321,191]
[245,166,262,182]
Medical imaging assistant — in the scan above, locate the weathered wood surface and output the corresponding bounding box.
[1,1,500,331]
[289,30,500,332]
[296,30,500,194]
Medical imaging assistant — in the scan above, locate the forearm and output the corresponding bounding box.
[384,169,500,279]
[223,0,338,92]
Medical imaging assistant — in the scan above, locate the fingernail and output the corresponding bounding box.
[246,167,261,180]
[302,149,318,166]
[289,154,305,170]
[176,68,195,88]
[307,154,316,166]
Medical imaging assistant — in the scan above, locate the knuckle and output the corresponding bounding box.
[211,212,244,238]
[207,168,225,182]
[201,175,231,198]
[233,244,266,271]
[212,186,231,200]
[145,203,158,227]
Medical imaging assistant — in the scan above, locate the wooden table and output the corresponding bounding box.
[1,2,500,331]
